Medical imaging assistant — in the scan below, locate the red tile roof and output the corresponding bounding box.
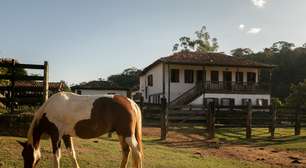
[141,51,275,75]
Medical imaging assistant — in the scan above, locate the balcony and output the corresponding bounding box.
[203,81,271,94]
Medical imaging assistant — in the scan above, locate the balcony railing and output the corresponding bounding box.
[202,81,271,93]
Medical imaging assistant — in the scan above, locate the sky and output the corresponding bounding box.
[0,0,306,85]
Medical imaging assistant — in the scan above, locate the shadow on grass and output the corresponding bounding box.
[144,125,306,151]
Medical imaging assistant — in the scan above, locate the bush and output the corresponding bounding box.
[286,79,306,107]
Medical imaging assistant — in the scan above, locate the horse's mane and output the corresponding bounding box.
[27,102,47,144]
[27,93,61,144]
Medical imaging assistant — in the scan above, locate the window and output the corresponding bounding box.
[184,70,194,83]
[145,87,148,99]
[247,72,256,83]
[221,98,235,106]
[147,74,153,86]
[204,98,219,106]
[256,99,268,106]
[242,98,252,105]
[236,72,244,83]
[211,71,219,82]
[196,70,204,82]
[171,69,180,83]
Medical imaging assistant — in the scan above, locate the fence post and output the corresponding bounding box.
[208,102,215,139]
[294,106,301,136]
[270,103,276,139]
[43,61,49,102]
[246,102,252,139]
[160,97,168,140]
[10,59,16,113]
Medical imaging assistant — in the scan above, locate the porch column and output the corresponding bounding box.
[167,64,171,104]
[269,68,272,93]
[202,66,206,105]
[258,69,261,83]
[162,63,165,98]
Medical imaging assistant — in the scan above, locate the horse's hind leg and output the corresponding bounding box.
[125,136,142,168]
[51,135,62,168]
[63,135,80,168]
[119,136,130,168]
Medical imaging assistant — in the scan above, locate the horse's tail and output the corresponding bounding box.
[135,103,143,157]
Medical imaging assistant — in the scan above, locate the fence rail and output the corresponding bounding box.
[0,60,48,112]
[140,99,305,140]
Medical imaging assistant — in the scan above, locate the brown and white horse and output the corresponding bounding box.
[17,92,143,168]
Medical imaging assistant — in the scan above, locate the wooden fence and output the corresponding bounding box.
[0,60,48,112]
[140,99,306,140]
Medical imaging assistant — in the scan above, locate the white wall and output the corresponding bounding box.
[165,64,203,102]
[205,66,258,82]
[165,65,259,102]
[139,62,261,103]
[190,93,270,105]
[139,63,164,102]
[77,89,128,96]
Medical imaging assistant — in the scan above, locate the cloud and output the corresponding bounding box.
[251,0,267,8]
[247,28,262,34]
[239,24,245,30]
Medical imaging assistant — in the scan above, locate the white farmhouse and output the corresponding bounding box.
[139,51,275,106]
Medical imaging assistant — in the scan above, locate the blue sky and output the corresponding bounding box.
[1,0,305,84]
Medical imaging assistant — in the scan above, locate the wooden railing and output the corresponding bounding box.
[169,81,270,106]
[204,81,270,93]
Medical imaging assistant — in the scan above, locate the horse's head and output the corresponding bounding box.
[17,140,41,168]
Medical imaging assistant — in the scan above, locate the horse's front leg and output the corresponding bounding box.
[51,135,62,168]
[63,135,80,168]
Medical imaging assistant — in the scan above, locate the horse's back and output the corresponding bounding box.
[40,92,140,138]
[41,92,98,136]
[74,95,139,138]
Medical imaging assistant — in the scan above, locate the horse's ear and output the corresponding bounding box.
[17,140,27,147]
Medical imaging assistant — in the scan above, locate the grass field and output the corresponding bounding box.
[0,127,305,168]
[171,126,306,148]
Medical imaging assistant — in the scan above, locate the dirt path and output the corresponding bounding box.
[143,127,306,168]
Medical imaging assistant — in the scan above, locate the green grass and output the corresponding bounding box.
[0,135,268,168]
[215,128,306,151]
[0,105,38,114]
[170,126,306,151]
[0,128,305,168]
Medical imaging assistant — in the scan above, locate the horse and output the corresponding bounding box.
[17,92,143,168]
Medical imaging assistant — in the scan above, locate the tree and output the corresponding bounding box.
[173,26,218,53]
[60,80,71,92]
[286,80,306,107]
[0,59,27,86]
[271,41,295,53]
[107,67,141,89]
[231,48,253,57]
[244,42,306,99]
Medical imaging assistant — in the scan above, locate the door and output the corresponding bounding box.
[196,70,203,83]
[223,71,232,90]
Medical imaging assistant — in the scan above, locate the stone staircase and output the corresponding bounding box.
[170,83,203,105]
